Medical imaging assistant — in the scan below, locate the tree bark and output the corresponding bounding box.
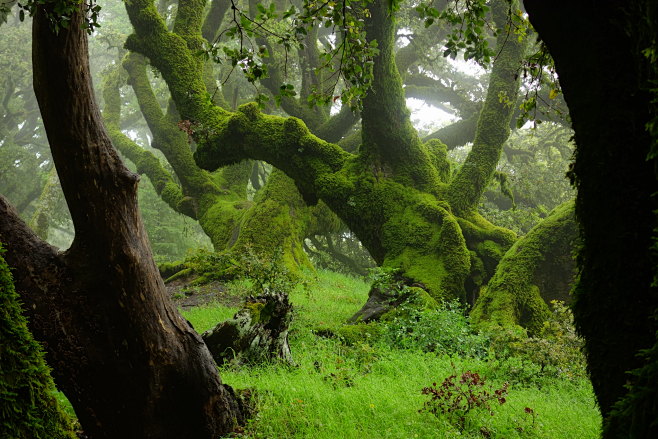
[524,0,658,420]
[0,5,244,438]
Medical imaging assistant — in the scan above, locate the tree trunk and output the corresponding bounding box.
[524,0,658,421]
[471,201,577,335]
[1,5,243,438]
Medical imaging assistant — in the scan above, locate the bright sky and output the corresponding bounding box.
[407,57,486,135]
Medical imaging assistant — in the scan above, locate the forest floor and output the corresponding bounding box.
[174,269,602,439]
[167,276,244,309]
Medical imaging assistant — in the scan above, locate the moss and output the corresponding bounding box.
[158,261,186,279]
[0,244,76,439]
[229,169,314,275]
[447,0,528,216]
[336,322,383,345]
[471,201,577,335]
[164,267,194,284]
[245,302,267,323]
[425,139,452,183]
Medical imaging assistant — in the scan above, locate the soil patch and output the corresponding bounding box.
[165,276,245,310]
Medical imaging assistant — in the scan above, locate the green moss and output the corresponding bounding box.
[0,244,76,438]
[245,302,268,323]
[446,0,528,217]
[471,201,577,335]
[425,139,452,183]
[240,171,311,263]
[336,322,383,345]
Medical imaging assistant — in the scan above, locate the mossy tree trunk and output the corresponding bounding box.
[123,0,526,304]
[0,243,76,439]
[525,0,658,429]
[0,5,244,437]
[471,201,578,335]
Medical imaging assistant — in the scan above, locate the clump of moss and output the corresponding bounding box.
[0,243,76,439]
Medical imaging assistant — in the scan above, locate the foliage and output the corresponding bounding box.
[420,370,509,433]
[185,246,300,294]
[415,0,494,65]
[16,0,101,34]
[485,301,587,385]
[208,269,600,439]
[380,298,489,358]
[0,243,76,438]
[197,0,379,110]
[478,124,575,235]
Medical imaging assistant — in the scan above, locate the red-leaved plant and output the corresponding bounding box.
[420,369,509,432]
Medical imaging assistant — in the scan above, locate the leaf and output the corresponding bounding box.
[549,89,559,100]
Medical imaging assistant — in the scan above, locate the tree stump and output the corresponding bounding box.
[202,292,294,365]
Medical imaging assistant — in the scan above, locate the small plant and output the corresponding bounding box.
[382,299,489,357]
[420,369,508,432]
[514,406,538,435]
[486,300,587,385]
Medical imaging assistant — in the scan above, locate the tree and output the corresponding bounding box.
[471,200,577,334]
[523,0,658,434]
[122,0,528,309]
[0,3,244,437]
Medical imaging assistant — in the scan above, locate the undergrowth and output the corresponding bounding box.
[180,268,601,438]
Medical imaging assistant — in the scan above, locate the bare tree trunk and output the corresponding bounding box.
[0,5,243,438]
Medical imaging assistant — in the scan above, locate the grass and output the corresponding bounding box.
[182,302,240,333]
[181,269,602,438]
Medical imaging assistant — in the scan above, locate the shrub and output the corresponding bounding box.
[420,369,508,433]
[486,301,587,384]
[380,298,489,357]
[186,246,299,294]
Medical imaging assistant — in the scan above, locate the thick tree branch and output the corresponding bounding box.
[447,0,528,216]
[102,62,197,218]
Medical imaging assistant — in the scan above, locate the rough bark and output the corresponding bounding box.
[0,5,244,438]
[524,0,658,422]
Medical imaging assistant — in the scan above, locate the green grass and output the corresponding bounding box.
[181,302,240,333]
[181,269,602,438]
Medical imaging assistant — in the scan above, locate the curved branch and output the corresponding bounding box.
[102,63,197,218]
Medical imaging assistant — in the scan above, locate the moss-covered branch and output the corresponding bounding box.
[102,64,195,217]
[404,74,477,115]
[447,0,528,216]
[423,113,479,149]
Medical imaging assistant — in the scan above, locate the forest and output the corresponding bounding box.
[0,0,656,438]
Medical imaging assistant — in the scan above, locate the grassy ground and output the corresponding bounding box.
[182,270,602,438]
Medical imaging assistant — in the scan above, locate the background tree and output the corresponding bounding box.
[122,0,529,311]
